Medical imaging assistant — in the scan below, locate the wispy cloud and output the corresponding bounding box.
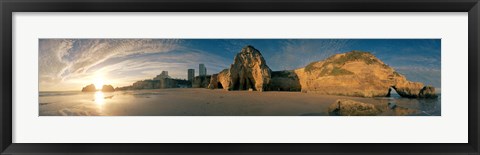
[395,67,441,88]
[39,39,231,91]
[89,48,231,87]
[39,39,181,91]
[269,39,351,70]
[39,39,440,91]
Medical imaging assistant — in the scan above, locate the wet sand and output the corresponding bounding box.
[39,88,440,116]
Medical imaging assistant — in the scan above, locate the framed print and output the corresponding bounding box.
[38,39,441,116]
[1,0,479,154]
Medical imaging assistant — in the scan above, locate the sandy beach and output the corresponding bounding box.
[39,88,440,116]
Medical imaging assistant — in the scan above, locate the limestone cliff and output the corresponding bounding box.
[294,50,437,98]
[268,70,301,91]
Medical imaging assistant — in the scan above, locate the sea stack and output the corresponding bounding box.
[81,84,115,92]
[101,85,115,92]
[81,84,96,92]
[209,45,272,91]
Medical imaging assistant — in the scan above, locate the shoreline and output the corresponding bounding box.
[39,88,441,116]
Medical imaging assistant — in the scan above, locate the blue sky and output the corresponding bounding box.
[39,39,440,91]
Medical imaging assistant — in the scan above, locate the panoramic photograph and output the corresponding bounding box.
[39,39,441,116]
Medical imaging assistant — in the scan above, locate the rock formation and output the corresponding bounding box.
[81,84,96,92]
[294,50,437,98]
[328,99,382,116]
[207,47,436,98]
[82,84,116,92]
[418,86,437,98]
[268,70,301,91]
[207,74,220,89]
[208,69,230,89]
[328,99,418,116]
[101,85,115,92]
[192,75,211,88]
[209,45,272,91]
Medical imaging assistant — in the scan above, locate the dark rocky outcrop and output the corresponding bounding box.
[81,84,96,92]
[328,99,419,116]
[328,99,382,116]
[419,86,437,98]
[192,75,211,88]
[268,70,301,91]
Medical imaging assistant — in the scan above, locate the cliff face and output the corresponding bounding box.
[268,70,301,91]
[294,50,436,98]
[192,75,211,88]
[208,47,436,98]
[210,45,272,91]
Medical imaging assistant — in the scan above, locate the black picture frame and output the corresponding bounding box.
[1,0,479,154]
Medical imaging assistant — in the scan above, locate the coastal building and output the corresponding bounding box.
[162,71,168,77]
[153,71,170,80]
[199,64,207,76]
[188,69,195,81]
[116,74,190,90]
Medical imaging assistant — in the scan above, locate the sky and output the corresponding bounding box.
[39,39,441,91]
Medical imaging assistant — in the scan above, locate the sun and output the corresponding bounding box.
[94,91,105,105]
[93,76,104,90]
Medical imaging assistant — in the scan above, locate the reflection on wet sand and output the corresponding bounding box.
[94,91,105,105]
[39,88,440,116]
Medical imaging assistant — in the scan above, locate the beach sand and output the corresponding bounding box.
[39,88,440,116]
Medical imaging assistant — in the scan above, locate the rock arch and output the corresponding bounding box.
[217,82,223,89]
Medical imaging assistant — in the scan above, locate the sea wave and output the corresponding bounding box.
[39,91,82,97]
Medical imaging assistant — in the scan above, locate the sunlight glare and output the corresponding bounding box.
[93,77,104,89]
[94,91,105,105]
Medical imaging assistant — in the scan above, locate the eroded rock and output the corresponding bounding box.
[209,45,272,91]
[295,50,437,98]
[207,48,437,98]
[268,70,301,91]
[419,86,437,98]
[328,99,382,116]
